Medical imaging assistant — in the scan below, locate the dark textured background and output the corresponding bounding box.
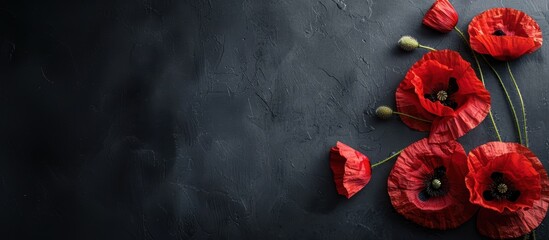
[1,0,548,239]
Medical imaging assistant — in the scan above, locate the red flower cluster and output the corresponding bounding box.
[396,50,491,143]
[328,2,548,239]
[469,8,542,61]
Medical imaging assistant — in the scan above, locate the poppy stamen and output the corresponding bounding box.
[437,91,448,101]
[483,172,520,202]
[497,183,508,194]
[424,77,459,109]
[493,29,506,36]
[431,179,442,189]
[419,166,448,201]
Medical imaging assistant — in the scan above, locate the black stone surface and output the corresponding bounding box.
[1,0,548,239]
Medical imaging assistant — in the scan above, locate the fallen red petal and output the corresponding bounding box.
[330,141,372,199]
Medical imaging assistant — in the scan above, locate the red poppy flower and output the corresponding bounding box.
[388,138,478,229]
[465,142,549,239]
[423,0,458,33]
[330,141,372,199]
[468,8,543,61]
[396,50,491,143]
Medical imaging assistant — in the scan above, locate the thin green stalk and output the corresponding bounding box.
[371,150,403,168]
[507,61,528,147]
[453,27,468,45]
[474,56,502,142]
[393,111,432,123]
[453,27,502,141]
[524,230,537,240]
[482,55,523,144]
[419,45,436,51]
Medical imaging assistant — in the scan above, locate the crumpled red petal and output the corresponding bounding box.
[330,141,372,199]
[468,8,542,61]
[471,35,536,61]
[422,0,459,33]
[396,50,491,143]
[465,142,549,239]
[388,138,478,229]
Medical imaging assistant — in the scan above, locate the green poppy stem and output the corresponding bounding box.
[371,149,403,168]
[453,27,502,142]
[482,55,523,145]
[506,61,528,147]
[393,111,432,123]
[523,230,537,240]
[419,45,436,51]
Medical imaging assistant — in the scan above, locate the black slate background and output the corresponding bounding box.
[1,0,549,239]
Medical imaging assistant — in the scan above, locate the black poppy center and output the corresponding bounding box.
[493,29,506,36]
[424,77,459,110]
[482,172,521,202]
[418,166,449,201]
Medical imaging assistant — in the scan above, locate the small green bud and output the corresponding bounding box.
[398,36,419,51]
[376,106,394,120]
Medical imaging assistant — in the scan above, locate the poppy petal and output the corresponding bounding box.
[388,138,478,229]
[329,141,372,199]
[395,80,437,132]
[471,35,536,61]
[469,8,542,60]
